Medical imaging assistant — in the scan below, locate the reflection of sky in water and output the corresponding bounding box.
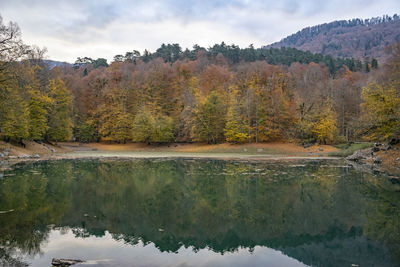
[25,229,308,267]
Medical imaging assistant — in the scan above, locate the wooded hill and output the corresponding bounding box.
[0,15,399,145]
[267,14,400,62]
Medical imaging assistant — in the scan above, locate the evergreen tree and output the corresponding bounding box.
[371,58,378,69]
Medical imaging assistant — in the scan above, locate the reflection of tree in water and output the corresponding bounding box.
[0,159,399,266]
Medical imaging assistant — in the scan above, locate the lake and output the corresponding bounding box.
[0,158,399,266]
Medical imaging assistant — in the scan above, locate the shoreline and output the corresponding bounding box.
[1,141,399,178]
[0,150,341,171]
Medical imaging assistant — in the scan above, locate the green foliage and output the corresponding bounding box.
[28,89,51,140]
[192,91,226,144]
[47,78,73,142]
[77,118,98,143]
[152,115,175,143]
[154,43,182,63]
[1,90,29,140]
[132,110,154,144]
[93,58,108,68]
[132,111,175,144]
[361,82,400,141]
[113,113,133,143]
[112,42,363,75]
[0,74,29,140]
[371,58,378,69]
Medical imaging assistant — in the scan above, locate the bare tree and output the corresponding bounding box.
[0,15,29,61]
[0,15,30,80]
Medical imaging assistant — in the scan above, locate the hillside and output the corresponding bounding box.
[266,14,400,62]
[43,59,72,69]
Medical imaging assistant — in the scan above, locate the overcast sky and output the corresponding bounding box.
[1,0,399,62]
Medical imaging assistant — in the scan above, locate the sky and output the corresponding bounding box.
[1,0,399,63]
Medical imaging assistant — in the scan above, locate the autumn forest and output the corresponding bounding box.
[1,16,399,145]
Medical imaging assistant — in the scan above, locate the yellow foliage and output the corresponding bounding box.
[361,82,400,141]
[312,99,338,144]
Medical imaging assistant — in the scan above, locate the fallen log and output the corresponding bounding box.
[52,258,84,266]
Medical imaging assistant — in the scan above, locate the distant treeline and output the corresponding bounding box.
[76,43,375,75]
[268,14,400,48]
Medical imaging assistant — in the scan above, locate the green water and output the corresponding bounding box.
[0,159,399,266]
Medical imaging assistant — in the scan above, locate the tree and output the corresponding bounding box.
[113,54,124,62]
[124,50,140,63]
[0,15,30,74]
[371,58,378,69]
[132,110,154,144]
[76,118,97,143]
[361,82,400,141]
[47,78,73,142]
[0,86,29,141]
[113,113,133,143]
[312,98,338,144]
[152,115,175,143]
[28,88,51,140]
[364,58,370,73]
[99,89,132,143]
[192,91,226,144]
[93,58,108,68]
[224,87,248,143]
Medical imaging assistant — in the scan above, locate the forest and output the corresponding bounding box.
[0,15,399,145]
[270,14,400,49]
[267,14,400,62]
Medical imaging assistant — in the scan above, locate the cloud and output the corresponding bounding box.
[0,0,399,62]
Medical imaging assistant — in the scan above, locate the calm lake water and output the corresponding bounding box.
[0,159,399,267]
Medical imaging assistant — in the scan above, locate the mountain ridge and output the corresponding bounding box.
[265,14,400,61]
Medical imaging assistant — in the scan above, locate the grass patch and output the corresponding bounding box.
[329,143,373,157]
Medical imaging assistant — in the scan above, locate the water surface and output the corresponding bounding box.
[0,159,399,266]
